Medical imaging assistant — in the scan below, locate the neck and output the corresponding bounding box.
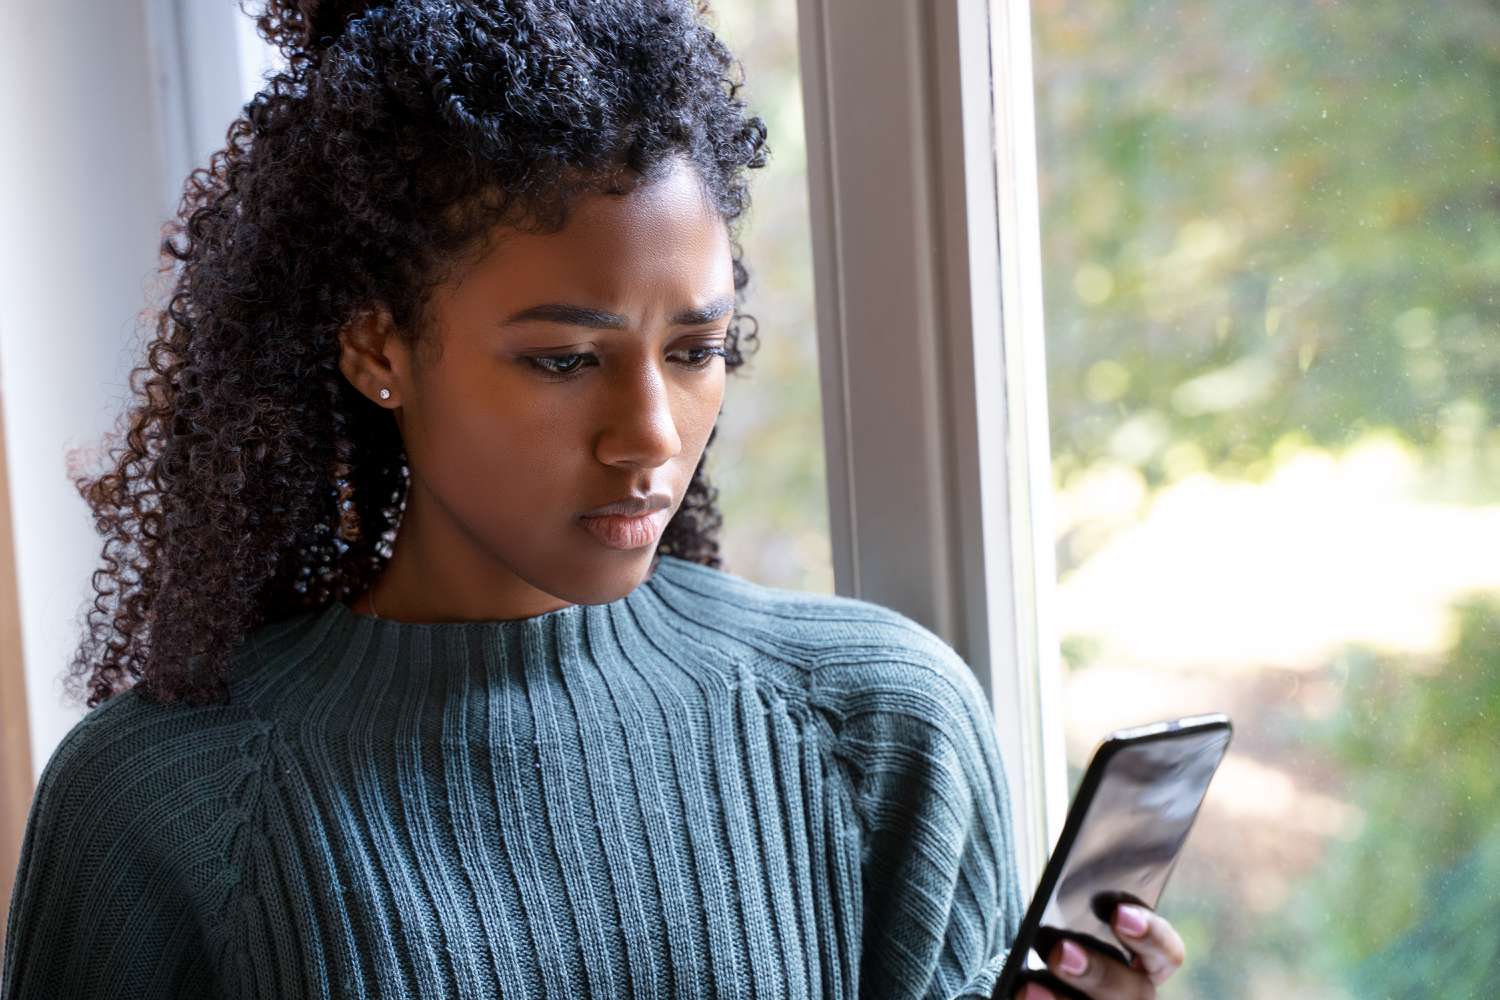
[353,470,669,624]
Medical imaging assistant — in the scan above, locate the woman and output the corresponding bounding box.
[2,1,1186,997]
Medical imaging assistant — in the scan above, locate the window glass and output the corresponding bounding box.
[700,1,833,594]
[1029,1,1500,994]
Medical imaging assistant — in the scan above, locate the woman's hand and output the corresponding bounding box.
[1015,903,1186,999]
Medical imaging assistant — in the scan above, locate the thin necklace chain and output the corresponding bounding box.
[368,588,381,620]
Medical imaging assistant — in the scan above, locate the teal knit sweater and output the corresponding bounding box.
[3,554,1023,999]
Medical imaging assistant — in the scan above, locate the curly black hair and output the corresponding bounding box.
[68,0,768,707]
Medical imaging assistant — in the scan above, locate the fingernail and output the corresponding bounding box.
[1116,904,1149,938]
[1023,984,1058,1000]
[1058,939,1088,976]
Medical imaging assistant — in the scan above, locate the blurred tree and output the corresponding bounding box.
[1031,0,1500,523]
[1030,1,1500,996]
[1287,597,1500,996]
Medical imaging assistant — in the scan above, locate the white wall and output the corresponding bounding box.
[0,0,246,779]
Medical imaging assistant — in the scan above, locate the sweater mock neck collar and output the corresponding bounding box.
[244,553,702,697]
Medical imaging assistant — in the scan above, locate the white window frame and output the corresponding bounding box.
[793,0,1066,890]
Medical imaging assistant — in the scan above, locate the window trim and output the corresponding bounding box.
[793,0,1067,889]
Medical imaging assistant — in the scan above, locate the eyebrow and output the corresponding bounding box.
[501,294,735,331]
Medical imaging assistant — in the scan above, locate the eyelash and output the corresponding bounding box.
[526,345,729,379]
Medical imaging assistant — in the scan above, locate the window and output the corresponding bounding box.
[699,2,833,594]
[796,0,1500,993]
[1029,1,1500,994]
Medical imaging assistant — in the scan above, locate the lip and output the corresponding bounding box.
[578,507,672,550]
[578,492,672,518]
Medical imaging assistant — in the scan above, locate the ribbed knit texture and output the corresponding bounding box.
[3,554,1023,999]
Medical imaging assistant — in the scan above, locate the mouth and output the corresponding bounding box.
[579,492,672,519]
[577,506,672,550]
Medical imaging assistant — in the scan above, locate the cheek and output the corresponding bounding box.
[690,356,728,418]
[410,371,594,509]
[408,361,723,517]
[678,378,724,454]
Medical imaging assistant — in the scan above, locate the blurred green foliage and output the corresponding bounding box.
[1285,598,1500,997]
[707,0,834,594]
[1031,0,1500,507]
[1029,1,1500,996]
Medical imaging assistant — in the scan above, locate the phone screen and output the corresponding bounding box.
[997,716,1232,997]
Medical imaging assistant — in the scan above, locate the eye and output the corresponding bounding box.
[527,352,595,376]
[524,344,727,380]
[672,345,729,369]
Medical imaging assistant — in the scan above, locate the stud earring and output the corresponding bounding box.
[378,387,391,400]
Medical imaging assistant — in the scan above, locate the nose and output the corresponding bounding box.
[593,358,683,470]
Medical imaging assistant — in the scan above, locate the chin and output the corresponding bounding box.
[546,546,659,607]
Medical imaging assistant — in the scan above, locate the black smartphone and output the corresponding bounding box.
[992,714,1233,1000]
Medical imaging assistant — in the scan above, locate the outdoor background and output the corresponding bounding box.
[1031,0,1500,995]
[714,0,1500,996]
[699,1,833,595]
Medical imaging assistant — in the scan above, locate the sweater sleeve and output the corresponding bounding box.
[829,626,1027,1000]
[2,701,217,999]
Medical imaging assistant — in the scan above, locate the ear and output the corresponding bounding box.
[337,304,404,407]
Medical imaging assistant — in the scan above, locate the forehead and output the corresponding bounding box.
[457,162,733,308]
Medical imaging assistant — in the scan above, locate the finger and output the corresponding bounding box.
[1047,937,1154,1000]
[1017,983,1058,1000]
[1113,904,1187,986]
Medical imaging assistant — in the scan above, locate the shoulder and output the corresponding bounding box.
[649,555,991,740]
[34,604,325,794]
[13,601,340,897]
[21,682,267,860]
[5,690,269,994]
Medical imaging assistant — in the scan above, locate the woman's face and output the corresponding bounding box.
[342,158,735,617]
